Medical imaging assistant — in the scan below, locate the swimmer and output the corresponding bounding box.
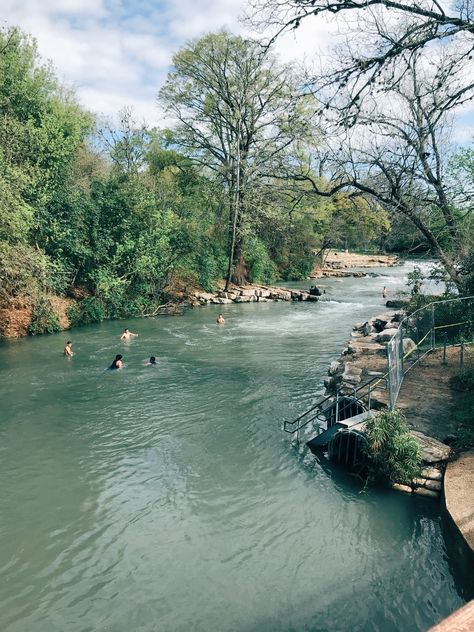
[382,286,388,299]
[109,354,123,370]
[216,314,225,325]
[64,341,74,357]
[120,328,138,341]
[145,356,157,365]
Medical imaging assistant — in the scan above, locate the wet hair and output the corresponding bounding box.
[150,356,156,364]
[123,328,129,332]
[66,341,72,345]
[116,354,123,361]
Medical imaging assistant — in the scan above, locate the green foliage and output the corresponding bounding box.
[0,241,56,302]
[68,297,106,326]
[364,409,422,484]
[244,237,278,284]
[28,297,60,335]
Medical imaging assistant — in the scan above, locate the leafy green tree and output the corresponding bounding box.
[160,31,312,287]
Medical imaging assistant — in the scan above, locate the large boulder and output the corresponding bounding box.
[375,328,399,343]
[402,337,416,355]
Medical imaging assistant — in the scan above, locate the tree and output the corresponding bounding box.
[159,31,311,287]
[250,0,474,120]
[280,51,472,287]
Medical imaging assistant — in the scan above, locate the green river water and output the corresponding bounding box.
[0,263,468,631]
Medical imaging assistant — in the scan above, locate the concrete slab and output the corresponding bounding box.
[444,451,474,553]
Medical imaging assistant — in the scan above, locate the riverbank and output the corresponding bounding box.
[311,251,399,278]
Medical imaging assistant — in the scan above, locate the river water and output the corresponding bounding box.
[0,262,467,632]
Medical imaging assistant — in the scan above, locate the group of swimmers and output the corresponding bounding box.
[63,328,155,370]
[63,318,226,369]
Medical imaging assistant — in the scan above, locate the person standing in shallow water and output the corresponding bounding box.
[64,341,74,356]
[382,286,388,299]
[216,314,225,325]
[120,328,138,341]
[109,354,123,370]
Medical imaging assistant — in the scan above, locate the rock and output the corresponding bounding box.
[259,289,270,298]
[421,467,443,481]
[413,487,439,499]
[402,338,416,354]
[413,477,441,491]
[234,295,251,303]
[227,292,239,300]
[307,295,319,301]
[342,363,362,385]
[195,292,214,302]
[386,299,409,308]
[211,297,232,304]
[411,431,452,464]
[240,288,255,297]
[328,361,340,376]
[424,479,442,491]
[392,483,413,493]
[375,328,399,343]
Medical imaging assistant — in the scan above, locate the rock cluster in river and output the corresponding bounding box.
[191,285,318,305]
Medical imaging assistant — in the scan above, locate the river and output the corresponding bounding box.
[0,262,467,631]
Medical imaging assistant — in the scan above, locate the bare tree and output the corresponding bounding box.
[249,0,474,120]
[280,51,472,286]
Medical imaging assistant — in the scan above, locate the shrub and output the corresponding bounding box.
[244,237,278,285]
[28,297,60,335]
[68,297,106,326]
[364,409,422,484]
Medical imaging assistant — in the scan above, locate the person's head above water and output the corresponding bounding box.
[115,354,123,361]
[150,356,156,363]
[123,329,129,333]
[66,340,72,345]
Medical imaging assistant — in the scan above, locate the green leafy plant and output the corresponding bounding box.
[28,297,60,335]
[363,409,422,484]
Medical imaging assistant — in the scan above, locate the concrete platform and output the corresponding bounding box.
[444,451,474,552]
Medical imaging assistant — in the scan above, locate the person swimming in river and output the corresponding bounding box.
[145,356,157,365]
[216,314,225,325]
[109,354,123,370]
[120,328,138,341]
[63,341,74,357]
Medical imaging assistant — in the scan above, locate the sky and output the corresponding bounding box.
[1,0,337,125]
[1,0,472,142]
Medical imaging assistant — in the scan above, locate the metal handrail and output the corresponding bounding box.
[283,373,388,437]
[387,294,474,409]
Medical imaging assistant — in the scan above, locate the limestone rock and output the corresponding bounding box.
[413,487,439,499]
[234,295,251,303]
[328,361,341,376]
[386,299,409,308]
[375,328,399,343]
[392,483,412,493]
[411,431,452,464]
[421,467,443,481]
[402,338,416,355]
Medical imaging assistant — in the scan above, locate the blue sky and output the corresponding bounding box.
[2,0,336,125]
[2,0,473,143]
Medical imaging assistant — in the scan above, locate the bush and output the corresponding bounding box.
[245,237,278,285]
[68,297,106,326]
[364,409,422,484]
[28,296,60,335]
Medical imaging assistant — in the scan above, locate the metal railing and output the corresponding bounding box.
[283,374,388,442]
[387,295,474,409]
